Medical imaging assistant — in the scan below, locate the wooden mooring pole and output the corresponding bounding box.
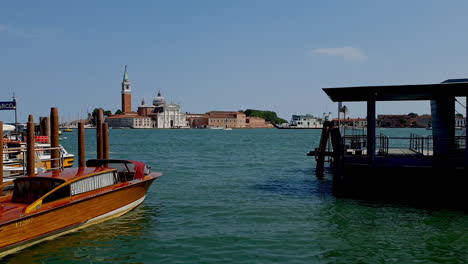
[26,115,35,176]
[316,121,331,177]
[102,123,110,160]
[96,109,104,159]
[78,121,86,167]
[50,108,60,169]
[40,117,50,143]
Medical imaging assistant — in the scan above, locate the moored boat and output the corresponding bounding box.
[0,159,161,258]
[3,136,75,176]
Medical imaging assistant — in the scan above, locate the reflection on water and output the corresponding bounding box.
[4,205,159,264]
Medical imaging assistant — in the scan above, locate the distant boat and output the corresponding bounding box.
[63,128,73,132]
[209,126,224,130]
[223,127,233,131]
[277,114,325,129]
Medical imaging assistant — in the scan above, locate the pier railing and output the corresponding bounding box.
[342,134,466,157]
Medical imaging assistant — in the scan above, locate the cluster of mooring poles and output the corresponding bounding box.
[307,120,343,177]
[0,108,110,195]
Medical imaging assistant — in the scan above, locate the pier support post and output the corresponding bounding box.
[96,109,104,159]
[0,122,3,194]
[50,108,60,169]
[431,97,455,167]
[78,121,86,167]
[27,115,35,176]
[367,98,376,166]
[102,123,110,160]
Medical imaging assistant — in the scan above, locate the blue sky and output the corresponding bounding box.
[1,0,468,123]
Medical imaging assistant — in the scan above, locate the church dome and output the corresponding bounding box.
[152,91,166,106]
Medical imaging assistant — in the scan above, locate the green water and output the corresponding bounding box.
[4,129,467,263]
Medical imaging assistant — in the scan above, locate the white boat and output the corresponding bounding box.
[223,128,233,131]
[278,114,325,129]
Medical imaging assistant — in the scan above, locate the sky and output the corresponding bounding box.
[1,0,468,123]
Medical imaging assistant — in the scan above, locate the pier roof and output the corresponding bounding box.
[323,80,468,102]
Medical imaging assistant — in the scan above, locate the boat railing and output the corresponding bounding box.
[3,145,65,177]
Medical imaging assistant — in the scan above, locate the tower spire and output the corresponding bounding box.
[123,65,129,81]
[121,65,132,113]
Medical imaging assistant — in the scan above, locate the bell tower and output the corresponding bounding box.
[121,65,132,113]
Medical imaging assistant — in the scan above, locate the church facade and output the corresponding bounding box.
[137,91,186,128]
[106,66,187,129]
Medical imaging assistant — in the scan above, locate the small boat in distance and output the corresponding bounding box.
[63,128,73,132]
[0,159,161,258]
[277,114,326,129]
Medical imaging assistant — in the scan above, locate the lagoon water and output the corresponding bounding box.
[4,128,466,263]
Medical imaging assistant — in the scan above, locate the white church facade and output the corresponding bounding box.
[106,67,187,129]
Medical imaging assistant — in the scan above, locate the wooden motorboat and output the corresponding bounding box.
[0,159,161,258]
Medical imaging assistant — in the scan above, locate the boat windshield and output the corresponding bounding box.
[86,159,147,179]
[12,178,66,204]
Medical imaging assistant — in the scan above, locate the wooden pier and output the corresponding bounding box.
[308,79,468,208]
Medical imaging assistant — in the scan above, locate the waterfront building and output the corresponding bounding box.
[376,114,462,128]
[337,118,367,128]
[186,113,209,128]
[245,116,274,128]
[106,67,187,129]
[186,111,272,128]
[207,111,246,128]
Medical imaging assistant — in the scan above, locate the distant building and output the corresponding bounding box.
[186,111,272,128]
[246,116,274,128]
[105,67,187,129]
[136,91,187,128]
[186,113,209,128]
[339,118,367,127]
[207,111,246,128]
[121,65,132,114]
[455,117,466,128]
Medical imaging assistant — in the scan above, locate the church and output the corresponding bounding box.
[105,66,187,129]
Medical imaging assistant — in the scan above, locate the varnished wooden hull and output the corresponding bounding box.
[0,178,155,258]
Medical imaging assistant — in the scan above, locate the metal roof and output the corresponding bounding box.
[322,79,468,102]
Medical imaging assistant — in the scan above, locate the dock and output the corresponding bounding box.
[308,79,467,208]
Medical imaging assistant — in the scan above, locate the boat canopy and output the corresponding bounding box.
[323,79,468,102]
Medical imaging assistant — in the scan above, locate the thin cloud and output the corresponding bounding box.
[0,24,12,32]
[311,46,367,61]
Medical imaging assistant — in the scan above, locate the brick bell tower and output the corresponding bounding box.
[121,65,132,113]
